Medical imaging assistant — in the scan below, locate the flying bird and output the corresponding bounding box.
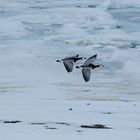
[76,54,103,82]
[56,54,86,72]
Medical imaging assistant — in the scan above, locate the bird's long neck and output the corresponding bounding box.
[92,64,100,69]
[74,57,82,62]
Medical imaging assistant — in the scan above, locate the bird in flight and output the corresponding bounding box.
[76,54,104,82]
[56,54,86,73]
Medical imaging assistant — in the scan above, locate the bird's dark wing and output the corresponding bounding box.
[84,54,97,65]
[63,59,74,72]
[65,54,79,60]
[82,67,92,82]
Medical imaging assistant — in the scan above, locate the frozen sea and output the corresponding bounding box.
[0,0,140,140]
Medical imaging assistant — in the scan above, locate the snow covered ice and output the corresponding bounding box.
[0,0,140,140]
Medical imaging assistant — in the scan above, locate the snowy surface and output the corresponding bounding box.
[0,0,140,139]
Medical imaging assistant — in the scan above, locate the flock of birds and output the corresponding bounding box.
[56,54,103,82]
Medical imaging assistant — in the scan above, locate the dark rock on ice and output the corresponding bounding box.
[80,124,111,129]
[101,112,112,114]
[3,120,21,124]
[45,126,57,129]
[30,122,45,125]
[55,122,70,126]
[88,5,97,8]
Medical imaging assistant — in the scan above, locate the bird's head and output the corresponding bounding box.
[76,65,84,69]
[76,66,80,69]
[76,54,79,57]
[56,59,62,63]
